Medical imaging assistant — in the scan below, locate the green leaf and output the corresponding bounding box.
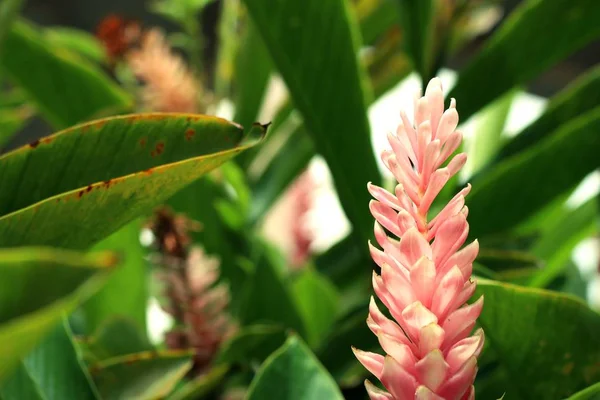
[476,280,600,398]
[89,350,193,400]
[466,89,515,176]
[567,382,600,400]
[214,0,241,99]
[468,107,600,238]
[239,251,306,337]
[291,269,340,348]
[1,319,98,399]
[215,325,287,366]
[246,335,344,400]
[0,0,23,51]
[45,26,107,64]
[449,0,600,121]
[356,0,400,44]
[0,21,131,129]
[0,114,266,249]
[80,316,153,363]
[317,304,377,382]
[167,365,229,400]
[528,198,598,288]
[496,65,600,163]
[81,220,148,334]
[232,17,271,130]
[396,0,435,83]
[0,248,117,380]
[0,106,31,149]
[242,0,381,251]
[248,124,312,225]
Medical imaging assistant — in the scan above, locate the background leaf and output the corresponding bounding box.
[449,0,600,121]
[246,335,344,400]
[242,0,382,251]
[468,107,600,238]
[291,269,340,348]
[0,21,131,128]
[89,350,193,400]
[1,319,98,399]
[80,220,148,334]
[0,248,116,379]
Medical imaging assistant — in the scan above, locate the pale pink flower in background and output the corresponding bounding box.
[353,78,484,400]
[127,28,201,113]
[289,170,316,269]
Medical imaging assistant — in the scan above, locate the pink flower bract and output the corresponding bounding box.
[354,78,484,400]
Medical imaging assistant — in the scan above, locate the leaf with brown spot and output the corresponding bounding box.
[0,113,266,249]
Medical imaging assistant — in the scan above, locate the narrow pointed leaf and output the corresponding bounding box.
[449,0,600,121]
[0,247,117,379]
[495,65,600,162]
[0,114,266,249]
[468,107,600,237]
[242,0,381,251]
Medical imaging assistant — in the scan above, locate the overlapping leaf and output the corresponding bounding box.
[0,114,265,249]
[0,247,117,379]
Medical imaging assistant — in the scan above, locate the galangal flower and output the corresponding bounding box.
[353,78,484,400]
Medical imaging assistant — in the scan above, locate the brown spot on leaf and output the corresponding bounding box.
[29,139,40,148]
[185,128,195,141]
[151,141,165,156]
[42,137,53,144]
[143,168,153,175]
[139,137,147,148]
[103,179,113,188]
[77,190,85,198]
[86,185,93,193]
[562,362,574,375]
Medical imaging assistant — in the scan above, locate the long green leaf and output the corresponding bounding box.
[45,26,107,64]
[0,247,117,379]
[468,107,600,238]
[528,198,598,288]
[0,114,266,249]
[0,21,131,128]
[495,65,600,162]
[476,280,600,398]
[449,0,600,121]
[0,0,23,51]
[567,382,600,400]
[81,220,148,334]
[232,17,272,131]
[242,0,381,250]
[396,0,435,83]
[246,335,344,400]
[89,350,193,400]
[1,320,98,399]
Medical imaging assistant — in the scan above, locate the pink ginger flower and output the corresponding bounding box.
[353,78,484,400]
